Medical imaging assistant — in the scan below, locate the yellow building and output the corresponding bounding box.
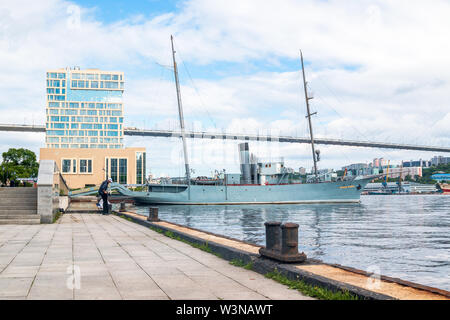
[40,147,146,189]
[41,67,147,189]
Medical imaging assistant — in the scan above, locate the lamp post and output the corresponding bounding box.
[223,169,227,201]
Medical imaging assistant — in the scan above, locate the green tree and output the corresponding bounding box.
[0,148,39,184]
[417,163,450,184]
[404,174,413,182]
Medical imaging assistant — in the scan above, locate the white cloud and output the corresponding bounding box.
[0,0,449,176]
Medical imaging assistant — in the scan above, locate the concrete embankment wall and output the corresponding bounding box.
[113,210,450,300]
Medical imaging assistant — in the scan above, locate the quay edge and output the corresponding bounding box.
[112,210,450,300]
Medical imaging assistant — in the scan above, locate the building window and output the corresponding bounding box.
[61,158,76,173]
[62,159,71,173]
[143,152,146,183]
[136,152,143,184]
[80,159,92,173]
[110,158,118,182]
[119,158,127,184]
[105,158,109,180]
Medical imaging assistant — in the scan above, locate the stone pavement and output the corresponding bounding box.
[0,214,312,300]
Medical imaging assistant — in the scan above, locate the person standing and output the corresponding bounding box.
[98,178,112,215]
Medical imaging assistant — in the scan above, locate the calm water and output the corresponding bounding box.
[133,195,450,291]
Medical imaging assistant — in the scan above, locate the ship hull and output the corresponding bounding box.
[440,183,450,194]
[113,177,373,205]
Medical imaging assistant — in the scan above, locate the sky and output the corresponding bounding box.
[0,0,449,177]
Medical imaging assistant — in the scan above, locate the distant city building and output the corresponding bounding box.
[318,168,334,174]
[341,163,380,176]
[372,158,388,168]
[402,159,431,167]
[386,167,422,179]
[360,167,380,176]
[40,67,147,188]
[431,156,450,166]
[342,163,368,171]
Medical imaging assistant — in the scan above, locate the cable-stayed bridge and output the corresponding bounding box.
[0,123,449,153]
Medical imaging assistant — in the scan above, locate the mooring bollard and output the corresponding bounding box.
[281,223,302,256]
[259,221,307,263]
[119,202,126,212]
[264,221,282,252]
[147,207,160,222]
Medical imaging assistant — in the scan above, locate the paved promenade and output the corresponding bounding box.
[0,214,311,300]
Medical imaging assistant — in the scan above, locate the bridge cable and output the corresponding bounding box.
[172,39,217,130]
[311,75,395,162]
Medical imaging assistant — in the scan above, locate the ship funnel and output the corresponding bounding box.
[250,153,258,185]
[239,143,251,184]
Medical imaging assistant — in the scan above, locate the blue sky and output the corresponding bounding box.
[0,0,449,177]
[74,0,181,22]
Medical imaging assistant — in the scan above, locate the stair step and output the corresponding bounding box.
[0,214,40,219]
[0,190,37,194]
[0,218,41,225]
[0,191,37,195]
[0,197,37,201]
[0,199,37,209]
[0,209,37,215]
[0,203,37,208]
[0,188,37,193]
[0,201,37,205]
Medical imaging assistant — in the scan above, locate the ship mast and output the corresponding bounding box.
[300,51,318,179]
[171,35,191,198]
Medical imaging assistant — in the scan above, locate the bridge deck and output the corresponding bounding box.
[1,124,449,153]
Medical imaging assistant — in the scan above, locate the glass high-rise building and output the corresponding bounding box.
[41,67,147,188]
[45,67,124,149]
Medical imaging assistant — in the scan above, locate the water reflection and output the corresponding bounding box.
[134,195,450,290]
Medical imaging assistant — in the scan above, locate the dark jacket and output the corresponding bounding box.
[98,180,109,195]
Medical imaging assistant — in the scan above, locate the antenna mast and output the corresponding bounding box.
[171,35,191,198]
[300,51,318,178]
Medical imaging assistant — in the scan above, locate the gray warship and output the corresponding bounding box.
[113,37,375,204]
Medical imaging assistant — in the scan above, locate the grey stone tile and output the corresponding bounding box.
[0,277,34,297]
[0,265,39,278]
[121,292,169,300]
[27,278,73,300]
[164,287,219,300]
[0,214,314,300]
